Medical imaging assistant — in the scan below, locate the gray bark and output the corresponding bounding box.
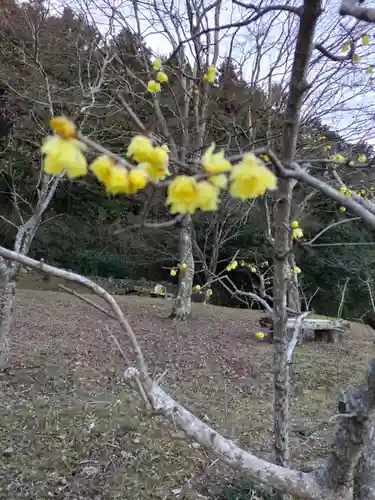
[171,216,194,319]
[0,275,15,369]
[287,254,301,312]
[0,173,60,366]
[315,360,375,499]
[354,422,375,499]
[272,1,321,498]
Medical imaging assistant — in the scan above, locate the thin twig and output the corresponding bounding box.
[58,284,116,320]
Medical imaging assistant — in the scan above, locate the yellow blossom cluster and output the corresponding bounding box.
[226,259,259,273]
[170,262,188,276]
[291,220,303,239]
[255,332,265,340]
[226,260,238,272]
[339,185,353,198]
[342,40,352,53]
[127,135,169,181]
[192,284,213,296]
[147,58,169,93]
[42,117,277,215]
[203,65,216,84]
[167,145,276,214]
[287,265,301,275]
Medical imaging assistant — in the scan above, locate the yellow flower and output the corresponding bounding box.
[370,186,375,191]
[207,289,213,296]
[362,34,370,46]
[339,206,346,212]
[318,136,327,141]
[358,154,367,163]
[90,155,114,183]
[50,116,76,139]
[157,71,168,83]
[339,186,347,193]
[260,154,270,161]
[360,189,366,195]
[230,153,277,200]
[342,41,351,52]
[367,66,373,74]
[352,55,360,63]
[196,181,220,212]
[335,153,345,161]
[226,265,231,272]
[231,260,238,269]
[255,332,265,340]
[128,169,149,194]
[105,166,130,195]
[170,268,177,276]
[140,162,168,181]
[42,136,87,179]
[369,80,373,86]
[180,263,187,270]
[141,145,169,180]
[194,285,201,292]
[152,58,162,71]
[294,266,302,274]
[250,266,257,273]
[292,227,304,239]
[345,189,352,197]
[291,220,299,228]
[147,80,161,92]
[324,145,332,151]
[202,143,232,174]
[203,65,216,83]
[166,176,199,214]
[210,174,228,189]
[127,135,154,163]
[149,146,169,168]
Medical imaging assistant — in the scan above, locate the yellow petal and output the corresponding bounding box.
[362,34,370,46]
[196,181,220,212]
[90,155,114,182]
[43,153,66,175]
[128,169,148,193]
[152,58,162,71]
[209,174,228,189]
[50,116,76,139]
[66,150,88,179]
[157,71,168,83]
[105,167,130,194]
[127,135,154,163]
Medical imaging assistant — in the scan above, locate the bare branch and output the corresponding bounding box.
[287,311,310,363]
[123,367,320,498]
[340,0,375,22]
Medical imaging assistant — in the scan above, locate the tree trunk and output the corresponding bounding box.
[171,217,194,319]
[354,422,375,499]
[0,278,16,369]
[287,254,301,313]
[272,1,321,498]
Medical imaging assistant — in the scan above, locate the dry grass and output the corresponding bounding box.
[0,283,373,499]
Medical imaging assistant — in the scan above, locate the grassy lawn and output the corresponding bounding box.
[0,283,373,499]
